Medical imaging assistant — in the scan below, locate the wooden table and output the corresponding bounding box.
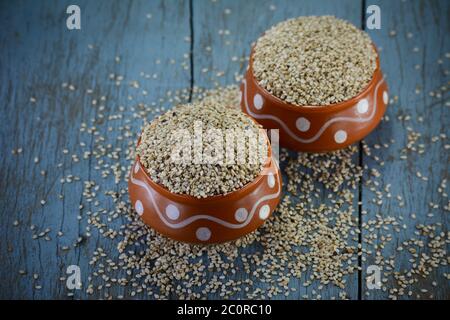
[0,0,448,300]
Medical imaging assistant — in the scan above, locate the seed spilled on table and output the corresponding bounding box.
[87,88,366,298]
[80,84,448,300]
[14,21,448,299]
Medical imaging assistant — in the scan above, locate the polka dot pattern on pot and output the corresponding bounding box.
[165,204,180,220]
[267,173,275,188]
[234,208,248,223]
[296,117,310,132]
[129,150,282,243]
[196,227,211,241]
[135,200,144,216]
[253,94,263,110]
[356,99,369,114]
[259,204,270,220]
[383,91,389,105]
[334,130,347,144]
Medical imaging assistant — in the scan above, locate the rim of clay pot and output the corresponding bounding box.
[248,44,381,114]
[134,124,274,204]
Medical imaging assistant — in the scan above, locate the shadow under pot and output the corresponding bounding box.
[128,136,282,244]
[240,48,389,153]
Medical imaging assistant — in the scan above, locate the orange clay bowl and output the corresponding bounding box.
[240,47,389,152]
[128,134,282,244]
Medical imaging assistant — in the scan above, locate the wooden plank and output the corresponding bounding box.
[360,0,449,299]
[192,0,363,300]
[0,0,191,299]
[4,0,446,301]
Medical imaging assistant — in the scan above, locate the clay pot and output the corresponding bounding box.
[128,135,282,244]
[240,48,389,152]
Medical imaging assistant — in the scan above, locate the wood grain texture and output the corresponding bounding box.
[0,0,191,299]
[0,0,447,300]
[192,0,363,300]
[360,0,449,299]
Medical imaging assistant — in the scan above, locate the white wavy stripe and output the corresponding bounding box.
[242,77,386,143]
[129,162,281,229]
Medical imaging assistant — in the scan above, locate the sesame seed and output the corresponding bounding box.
[253,16,377,106]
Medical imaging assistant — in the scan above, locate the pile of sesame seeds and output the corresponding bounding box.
[137,100,268,198]
[252,16,378,106]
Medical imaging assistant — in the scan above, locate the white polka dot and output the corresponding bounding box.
[267,173,275,188]
[334,130,347,144]
[383,91,389,105]
[356,99,369,114]
[234,208,248,222]
[165,204,180,220]
[196,227,211,241]
[135,200,144,216]
[296,117,310,132]
[253,94,263,110]
[134,162,140,174]
[259,204,270,220]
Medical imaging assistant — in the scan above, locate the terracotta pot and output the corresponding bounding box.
[128,134,282,244]
[240,48,389,152]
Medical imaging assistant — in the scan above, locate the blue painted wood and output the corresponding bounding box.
[360,0,449,299]
[0,0,191,299]
[192,0,363,300]
[0,0,447,300]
